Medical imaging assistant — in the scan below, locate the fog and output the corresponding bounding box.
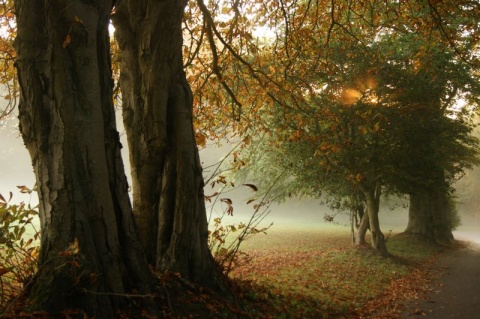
[0,115,36,199]
[1,112,479,242]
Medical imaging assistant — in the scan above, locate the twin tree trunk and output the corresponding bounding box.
[15,0,221,315]
[15,0,154,315]
[354,207,369,245]
[112,0,220,286]
[360,183,388,256]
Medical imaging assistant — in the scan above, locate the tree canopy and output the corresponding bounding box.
[223,0,480,251]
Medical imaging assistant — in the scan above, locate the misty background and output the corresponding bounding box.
[1,102,480,243]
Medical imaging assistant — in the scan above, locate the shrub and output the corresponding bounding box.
[207,184,272,276]
[0,187,39,314]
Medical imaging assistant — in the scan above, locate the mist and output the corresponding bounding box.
[1,110,479,242]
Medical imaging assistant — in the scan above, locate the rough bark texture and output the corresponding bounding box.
[112,0,221,286]
[405,190,455,244]
[361,183,388,256]
[14,1,154,315]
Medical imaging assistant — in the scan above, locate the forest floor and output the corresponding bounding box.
[2,224,478,318]
[160,224,473,319]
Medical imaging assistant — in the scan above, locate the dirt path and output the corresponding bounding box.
[402,232,480,319]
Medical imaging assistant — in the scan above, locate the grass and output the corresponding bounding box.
[225,223,444,318]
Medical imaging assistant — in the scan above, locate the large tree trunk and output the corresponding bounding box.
[15,1,154,315]
[112,0,221,287]
[406,189,455,244]
[361,183,388,256]
[405,166,456,244]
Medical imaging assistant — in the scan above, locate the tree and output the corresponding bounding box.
[14,1,156,315]
[231,62,405,256]
[226,0,480,253]
[111,0,222,287]
[379,32,480,243]
[13,0,232,314]
[0,0,17,121]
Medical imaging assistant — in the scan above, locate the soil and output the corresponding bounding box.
[402,231,480,319]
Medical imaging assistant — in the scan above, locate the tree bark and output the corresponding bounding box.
[15,1,154,315]
[112,0,222,287]
[406,190,455,244]
[361,183,388,256]
[405,165,456,244]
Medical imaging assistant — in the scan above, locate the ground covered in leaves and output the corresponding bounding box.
[156,225,450,318]
[3,225,457,318]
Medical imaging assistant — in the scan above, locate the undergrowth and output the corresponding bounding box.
[0,186,39,316]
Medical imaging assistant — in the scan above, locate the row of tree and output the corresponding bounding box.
[221,1,480,255]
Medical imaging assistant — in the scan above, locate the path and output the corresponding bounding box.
[402,231,480,319]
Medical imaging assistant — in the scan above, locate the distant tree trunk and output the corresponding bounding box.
[361,183,388,256]
[405,192,435,241]
[405,167,456,244]
[406,189,455,244]
[112,0,221,287]
[15,1,154,315]
[354,209,369,245]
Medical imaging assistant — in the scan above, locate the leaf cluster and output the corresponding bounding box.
[0,0,17,121]
[0,188,39,314]
[225,1,480,216]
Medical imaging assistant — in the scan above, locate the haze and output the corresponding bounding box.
[2,107,479,242]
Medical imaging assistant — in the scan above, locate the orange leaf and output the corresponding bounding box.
[17,185,31,194]
[195,132,207,148]
[63,33,71,48]
[0,267,10,276]
[220,198,232,205]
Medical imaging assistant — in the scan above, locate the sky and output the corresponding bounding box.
[0,112,35,200]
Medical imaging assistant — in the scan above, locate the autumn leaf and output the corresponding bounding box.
[195,132,207,148]
[220,198,232,205]
[63,33,71,48]
[220,198,234,216]
[204,192,219,202]
[16,185,31,194]
[243,184,258,191]
[73,16,84,24]
[0,266,10,276]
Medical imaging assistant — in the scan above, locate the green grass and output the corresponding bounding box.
[229,223,443,318]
